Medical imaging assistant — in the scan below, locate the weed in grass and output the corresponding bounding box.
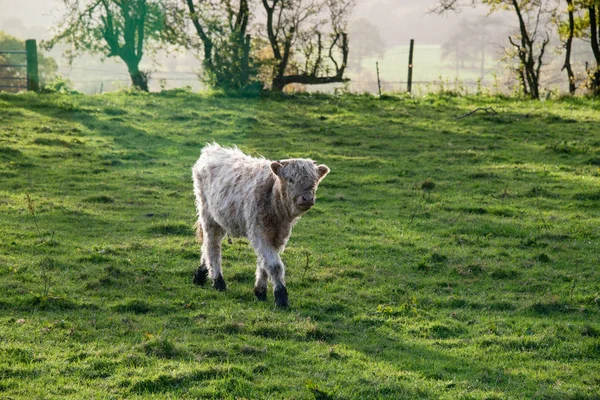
[536,252,551,262]
[420,177,436,197]
[143,335,185,359]
[114,299,152,314]
[547,140,589,154]
[82,194,115,203]
[148,222,191,236]
[306,380,336,400]
[418,252,448,273]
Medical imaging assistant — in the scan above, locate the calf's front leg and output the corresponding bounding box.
[255,249,288,307]
[253,265,268,301]
[250,230,289,307]
[268,261,288,308]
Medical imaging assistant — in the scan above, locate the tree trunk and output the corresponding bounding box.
[128,65,148,92]
[563,0,576,95]
[588,6,600,95]
[271,73,350,92]
[185,0,214,71]
[509,0,548,100]
[272,76,286,92]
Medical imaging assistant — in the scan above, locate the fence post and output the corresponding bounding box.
[26,39,39,92]
[376,61,382,96]
[407,39,414,93]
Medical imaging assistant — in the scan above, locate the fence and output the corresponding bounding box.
[0,39,39,92]
[44,38,591,95]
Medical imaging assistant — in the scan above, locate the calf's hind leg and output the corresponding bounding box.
[193,260,209,286]
[193,222,209,286]
[197,216,227,291]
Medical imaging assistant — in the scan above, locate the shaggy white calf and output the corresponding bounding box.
[192,144,330,307]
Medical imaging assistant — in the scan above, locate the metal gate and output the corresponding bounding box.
[0,39,39,92]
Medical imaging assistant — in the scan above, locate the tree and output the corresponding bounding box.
[441,18,495,79]
[558,0,577,94]
[0,31,58,92]
[433,0,551,99]
[553,0,600,95]
[164,0,354,91]
[582,1,600,93]
[347,18,384,73]
[441,17,507,81]
[170,0,252,89]
[505,0,551,99]
[45,0,169,91]
[260,0,353,91]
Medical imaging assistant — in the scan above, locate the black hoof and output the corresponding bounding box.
[254,286,267,301]
[193,265,208,286]
[274,286,289,308]
[213,275,227,291]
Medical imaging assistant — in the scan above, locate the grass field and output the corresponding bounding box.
[1,90,600,399]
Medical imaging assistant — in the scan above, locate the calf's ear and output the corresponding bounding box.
[270,161,283,177]
[317,164,330,180]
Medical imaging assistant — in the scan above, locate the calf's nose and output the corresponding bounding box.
[301,195,315,206]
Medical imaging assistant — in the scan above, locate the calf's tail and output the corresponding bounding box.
[194,219,203,243]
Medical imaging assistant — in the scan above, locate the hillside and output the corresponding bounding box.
[1,91,599,399]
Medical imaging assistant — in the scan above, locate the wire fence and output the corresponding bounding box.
[40,42,599,95]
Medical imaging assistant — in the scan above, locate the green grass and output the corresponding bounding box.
[1,90,600,399]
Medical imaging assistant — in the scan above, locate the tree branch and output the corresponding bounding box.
[263,0,282,60]
[136,1,147,64]
[185,0,214,68]
[312,31,322,77]
[456,107,498,119]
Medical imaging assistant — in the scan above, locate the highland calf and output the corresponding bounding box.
[192,144,330,307]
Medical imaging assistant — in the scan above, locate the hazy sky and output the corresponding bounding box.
[0,0,489,45]
[0,0,509,93]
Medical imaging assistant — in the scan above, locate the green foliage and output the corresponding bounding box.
[41,76,78,94]
[202,33,258,91]
[44,0,167,62]
[1,92,600,398]
[44,0,171,91]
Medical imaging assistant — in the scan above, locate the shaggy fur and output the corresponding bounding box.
[192,143,329,307]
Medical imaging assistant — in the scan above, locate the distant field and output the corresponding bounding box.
[356,44,500,93]
[1,91,599,399]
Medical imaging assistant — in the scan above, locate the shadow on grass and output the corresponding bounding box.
[0,295,99,313]
[126,366,250,394]
[2,94,183,166]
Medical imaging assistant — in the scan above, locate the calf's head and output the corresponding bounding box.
[270,159,330,215]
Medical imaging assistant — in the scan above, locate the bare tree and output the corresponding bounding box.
[260,0,353,91]
[506,0,550,99]
[430,0,477,13]
[432,0,551,99]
